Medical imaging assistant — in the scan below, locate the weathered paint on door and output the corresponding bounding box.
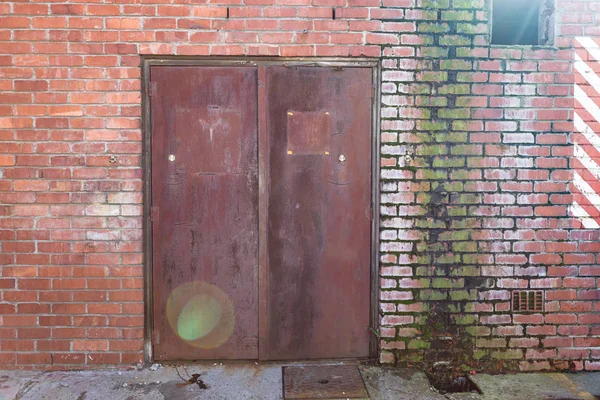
[150,66,259,360]
[150,65,372,361]
[262,67,373,360]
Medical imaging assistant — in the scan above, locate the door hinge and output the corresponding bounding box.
[153,332,160,345]
[148,81,157,97]
[150,206,159,222]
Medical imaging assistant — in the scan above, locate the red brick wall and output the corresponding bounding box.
[378,0,600,372]
[0,0,598,370]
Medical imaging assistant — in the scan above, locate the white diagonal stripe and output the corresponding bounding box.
[574,113,600,154]
[573,171,600,208]
[571,200,600,229]
[575,84,600,126]
[573,37,600,229]
[575,53,600,90]
[574,143,600,182]
[577,37,600,62]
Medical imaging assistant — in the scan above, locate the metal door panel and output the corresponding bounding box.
[151,66,259,360]
[263,67,372,360]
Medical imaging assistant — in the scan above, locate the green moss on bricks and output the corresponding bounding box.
[452,0,485,8]
[452,314,478,325]
[450,266,479,276]
[473,350,488,360]
[404,352,425,362]
[449,290,477,301]
[417,192,432,204]
[418,22,451,33]
[446,304,461,313]
[420,47,449,58]
[440,60,473,70]
[465,326,490,336]
[450,170,474,180]
[447,206,467,216]
[415,266,435,277]
[422,242,446,253]
[458,364,472,372]
[452,193,481,204]
[420,0,450,7]
[442,10,474,21]
[438,108,471,119]
[431,268,454,277]
[416,219,447,229]
[439,36,472,46]
[416,144,447,156]
[415,109,432,119]
[433,132,468,143]
[419,120,448,131]
[416,255,432,264]
[450,144,482,155]
[418,278,433,288]
[451,120,477,130]
[408,339,431,350]
[439,182,463,192]
[453,242,477,252]
[413,9,440,19]
[410,35,435,45]
[416,96,448,107]
[418,71,448,82]
[452,219,481,229]
[409,132,438,143]
[417,313,447,331]
[432,157,465,168]
[456,23,488,34]
[432,277,464,288]
[438,230,469,241]
[419,290,448,301]
[492,350,524,360]
[421,324,432,340]
[438,84,471,95]
[418,170,448,180]
[408,84,433,94]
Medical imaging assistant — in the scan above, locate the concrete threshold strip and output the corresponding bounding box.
[1,362,599,400]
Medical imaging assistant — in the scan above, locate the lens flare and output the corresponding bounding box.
[176,293,222,341]
[166,281,235,349]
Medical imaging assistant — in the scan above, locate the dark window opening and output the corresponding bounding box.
[492,0,554,46]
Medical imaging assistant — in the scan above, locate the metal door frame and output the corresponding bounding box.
[141,57,381,362]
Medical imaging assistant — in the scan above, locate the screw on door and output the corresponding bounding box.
[338,154,346,163]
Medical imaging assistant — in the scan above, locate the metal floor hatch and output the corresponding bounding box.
[282,365,369,399]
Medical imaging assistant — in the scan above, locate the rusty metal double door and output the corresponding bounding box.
[150,64,373,361]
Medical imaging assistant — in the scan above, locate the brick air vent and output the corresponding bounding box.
[512,291,544,313]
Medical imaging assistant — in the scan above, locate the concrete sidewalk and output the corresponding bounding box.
[1,362,598,400]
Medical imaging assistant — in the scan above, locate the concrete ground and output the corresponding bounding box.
[0,362,598,400]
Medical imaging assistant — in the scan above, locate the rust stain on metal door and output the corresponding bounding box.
[263,67,373,360]
[150,66,259,360]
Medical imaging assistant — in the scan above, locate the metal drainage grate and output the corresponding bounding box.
[425,372,482,395]
[512,290,544,312]
[282,365,369,399]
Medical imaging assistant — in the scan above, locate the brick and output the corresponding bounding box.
[87,5,119,15]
